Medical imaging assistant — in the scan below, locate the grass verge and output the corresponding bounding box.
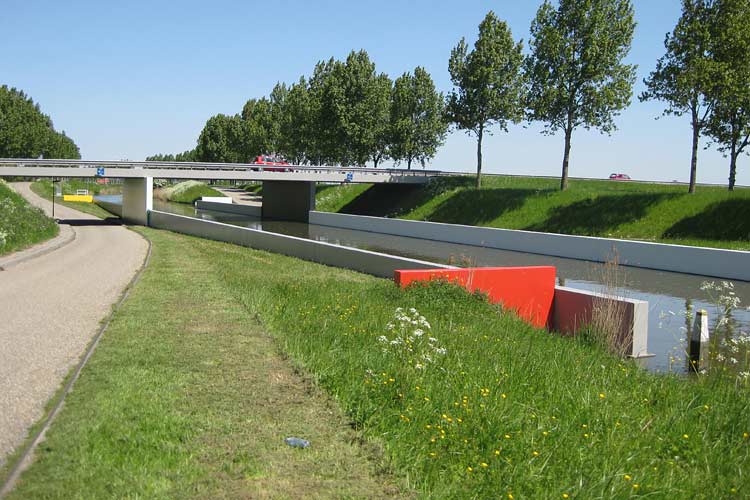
[6,228,749,499]
[0,180,58,255]
[317,175,750,250]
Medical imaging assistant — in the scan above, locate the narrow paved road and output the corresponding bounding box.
[0,183,148,467]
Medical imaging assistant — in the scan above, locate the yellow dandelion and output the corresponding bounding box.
[583,433,589,438]
[581,424,588,429]
[504,434,511,439]
[633,484,640,490]
[495,450,501,456]
[532,451,540,457]
[424,397,430,401]
[543,431,549,437]
[502,393,507,399]
[429,452,436,457]
[743,432,749,440]
[683,434,689,439]
[599,393,605,399]
[481,462,489,468]
[562,494,569,499]
[466,466,473,472]
[624,474,632,481]
[508,494,514,500]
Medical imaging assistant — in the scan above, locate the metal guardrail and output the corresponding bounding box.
[0,158,440,177]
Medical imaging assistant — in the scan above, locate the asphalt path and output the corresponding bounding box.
[0,183,148,467]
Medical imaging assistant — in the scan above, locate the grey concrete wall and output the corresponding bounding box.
[122,177,152,225]
[149,211,452,278]
[552,286,649,358]
[262,181,316,222]
[310,211,750,281]
[195,200,262,218]
[94,200,123,217]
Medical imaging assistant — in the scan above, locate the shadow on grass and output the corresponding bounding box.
[427,188,547,225]
[663,199,750,241]
[61,217,123,226]
[526,193,676,235]
[338,176,474,217]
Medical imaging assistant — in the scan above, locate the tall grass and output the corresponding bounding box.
[0,180,58,255]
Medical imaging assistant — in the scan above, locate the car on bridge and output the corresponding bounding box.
[252,155,292,172]
[609,173,631,180]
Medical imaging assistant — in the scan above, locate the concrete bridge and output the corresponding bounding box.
[0,159,438,223]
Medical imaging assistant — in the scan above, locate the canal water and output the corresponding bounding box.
[100,196,750,373]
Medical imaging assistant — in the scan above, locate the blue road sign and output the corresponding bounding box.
[345,172,353,183]
[96,167,105,177]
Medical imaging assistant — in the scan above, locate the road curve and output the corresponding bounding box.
[0,183,148,467]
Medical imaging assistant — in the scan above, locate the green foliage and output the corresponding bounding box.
[641,0,717,193]
[447,11,525,188]
[145,149,198,162]
[0,85,81,159]
[704,0,750,190]
[277,77,313,164]
[162,180,223,204]
[391,67,448,170]
[527,0,637,191]
[196,114,247,163]
[241,97,274,158]
[0,180,58,255]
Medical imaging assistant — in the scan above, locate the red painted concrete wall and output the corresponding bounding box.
[394,266,556,328]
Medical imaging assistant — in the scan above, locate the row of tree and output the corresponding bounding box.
[149,52,447,171]
[0,85,80,159]
[150,0,749,192]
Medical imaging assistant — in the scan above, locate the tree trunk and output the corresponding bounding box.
[729,137,738,191]
[561,126,572,191]
[689,108,699,194]
[373,156,380,169]
[476,126,483,189]
[408,157,412,170]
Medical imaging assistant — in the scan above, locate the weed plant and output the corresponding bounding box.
[0,180,58,255]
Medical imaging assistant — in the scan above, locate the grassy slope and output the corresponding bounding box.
[163,180,224,204]
[316,176,750,250]
[8,228,749,499]
[30,181,118,219]
[0,181,58,255]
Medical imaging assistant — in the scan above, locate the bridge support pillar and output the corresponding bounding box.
[122,177,153,225]
[261,181,316,222]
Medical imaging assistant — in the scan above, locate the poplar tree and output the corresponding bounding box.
[527,0,636,191]
[705,0,750,190]
[391,67,447,169]
[641,0,716,193]
[447,12,525,188]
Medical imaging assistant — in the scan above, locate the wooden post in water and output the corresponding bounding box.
[688,309,710,372]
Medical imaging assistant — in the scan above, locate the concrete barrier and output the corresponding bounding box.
[309,211,750,281]
[195,200,262,217]
[149,211,453,278]
[200,196,232,204]
[95,200,123,217]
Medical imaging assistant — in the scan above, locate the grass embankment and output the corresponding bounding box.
[0,180,58,255]
[159,180,224,204]
[316,176,750,250]
[31,180,119,219]
[7,229,749,499]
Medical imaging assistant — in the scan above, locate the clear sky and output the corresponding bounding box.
[2,0,748,186]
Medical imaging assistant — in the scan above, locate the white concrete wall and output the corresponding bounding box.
[149,211,453,278]
[200,196,232,204]
[122,177,152,225]
[195,200,262,217]
[310,211,750,281]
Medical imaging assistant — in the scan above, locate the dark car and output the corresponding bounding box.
[609,173,631,180]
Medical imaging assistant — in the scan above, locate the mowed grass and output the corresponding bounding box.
[318,175,750,250]
[7,228,749,499]
[6,227,408,499]
[161,180,224,204]
[0,180,58,255]
[31,180,120,219]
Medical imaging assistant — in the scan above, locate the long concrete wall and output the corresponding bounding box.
[195,200,262,217]
[149,211,452,278]
[309,211,750,281]
[149,210,649,356]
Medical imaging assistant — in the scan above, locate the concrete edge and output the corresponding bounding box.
[0,228,153,498]
[0,224,76,271]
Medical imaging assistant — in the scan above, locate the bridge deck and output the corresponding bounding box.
[0,159,437,184]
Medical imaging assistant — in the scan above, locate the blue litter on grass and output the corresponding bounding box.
[284,437,310,448]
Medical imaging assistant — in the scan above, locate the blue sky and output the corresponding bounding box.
[2,0,747,186]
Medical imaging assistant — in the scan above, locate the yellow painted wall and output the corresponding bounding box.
[62,195,93,203]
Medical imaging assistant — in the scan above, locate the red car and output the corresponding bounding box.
[609,173,631,180]
[252,155,291,172]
